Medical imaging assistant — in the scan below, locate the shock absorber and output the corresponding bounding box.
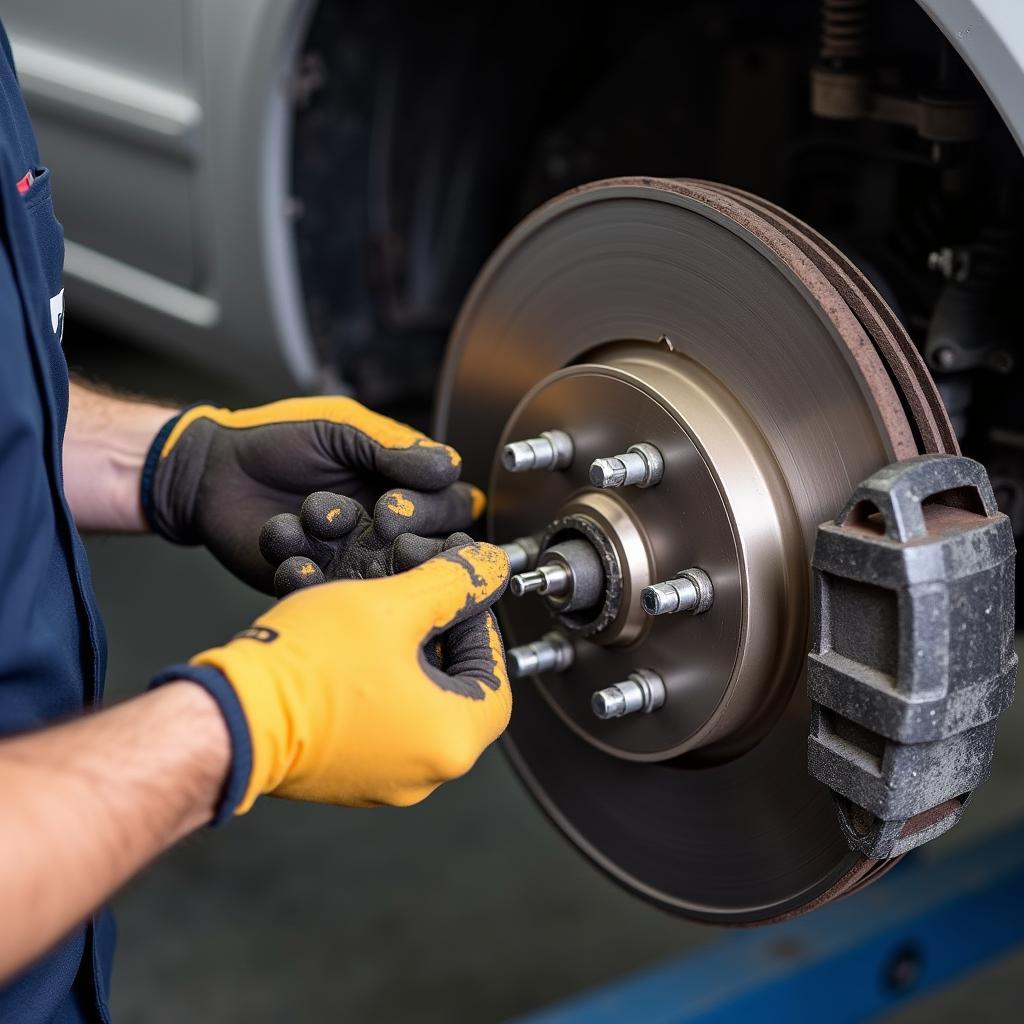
[819,0,869,68]
[811,0,870,120]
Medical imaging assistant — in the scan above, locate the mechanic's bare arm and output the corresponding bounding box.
[0,682,230,984]
[64,380,173,532]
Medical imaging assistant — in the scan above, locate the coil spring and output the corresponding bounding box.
[820,0,868,65]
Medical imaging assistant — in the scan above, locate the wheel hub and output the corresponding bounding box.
[493,343,806,762]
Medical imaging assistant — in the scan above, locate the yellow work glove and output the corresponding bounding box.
[152,542,510,817]
[141,396,484,594]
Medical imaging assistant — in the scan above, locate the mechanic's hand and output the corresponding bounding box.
[259,490,469,596]
[142,397,484,593]
[153,542,510,813]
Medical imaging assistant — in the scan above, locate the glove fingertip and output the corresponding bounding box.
[260,513,308,565]
[274,556,326,597]
[300,491,364,540]
[375,445,462,491]
[462,541,511,595]
[372,488,423,542]
[416,541,511,632]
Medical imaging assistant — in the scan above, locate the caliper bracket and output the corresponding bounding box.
[808,454,1017,858]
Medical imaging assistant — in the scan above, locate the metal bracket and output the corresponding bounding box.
[808,454,1017,858]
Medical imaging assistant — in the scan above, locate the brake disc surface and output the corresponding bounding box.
[435,178,954,923]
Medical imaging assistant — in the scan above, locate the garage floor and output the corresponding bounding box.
[70,331,1024,1023]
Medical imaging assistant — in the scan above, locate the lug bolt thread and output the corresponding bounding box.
[507,632,575,679]
[591,669,666,719]
[642,578,697,616]
[502,429,574,472]
[589,443,664,489]
[641,568,713,616]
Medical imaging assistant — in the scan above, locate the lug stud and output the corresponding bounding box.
[589,442,664,489]
[591,669,666,719]
[507,632,574,679]
[641,568,714,617]
[502,429,574,472]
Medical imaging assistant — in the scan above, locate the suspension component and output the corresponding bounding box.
[592,669,667,720]
[641,568,714,617]
[810,0,980,139]
[507,631,575,679]
[819,0,868,67]
[589,442,664,489]
[502,429,574,472]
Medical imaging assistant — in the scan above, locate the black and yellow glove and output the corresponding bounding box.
[152,542,511,815]
[141,397,484,592]
[259,490,468,596]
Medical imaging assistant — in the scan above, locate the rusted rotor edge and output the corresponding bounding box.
[701,181,958,457]
[650,178,918,461]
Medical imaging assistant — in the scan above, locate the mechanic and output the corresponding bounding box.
[0,21,511,1022]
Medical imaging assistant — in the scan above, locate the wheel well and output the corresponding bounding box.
[289,0,1024,538]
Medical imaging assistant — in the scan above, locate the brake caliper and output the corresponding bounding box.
[808,454,1017,858]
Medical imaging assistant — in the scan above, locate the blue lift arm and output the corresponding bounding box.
[514,819,1024,1023]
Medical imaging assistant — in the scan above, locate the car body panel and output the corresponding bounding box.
[4,0,319,390]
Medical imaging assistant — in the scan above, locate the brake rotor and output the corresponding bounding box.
[434,178,955,924]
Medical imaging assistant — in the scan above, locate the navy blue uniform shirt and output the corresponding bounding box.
[0,21,114,1024]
